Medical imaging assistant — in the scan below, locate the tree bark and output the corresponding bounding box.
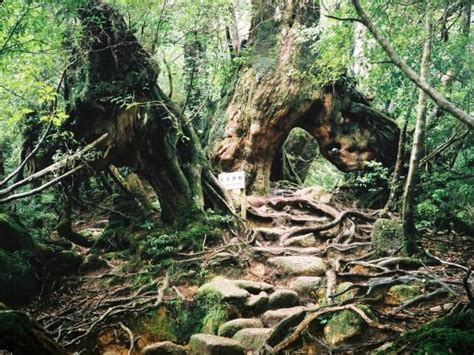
[401,8,433,256]
[352,0,474,128]
[211,0,400,195]
[63,0,229,224]
[384,103,412,211]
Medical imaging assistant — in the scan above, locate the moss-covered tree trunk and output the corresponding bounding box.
[211,1,400,195]
[64,0,228,224]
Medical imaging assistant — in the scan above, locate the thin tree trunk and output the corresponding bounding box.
[352,0,474,128]
[384,104,411,212]
[401,8,432,256]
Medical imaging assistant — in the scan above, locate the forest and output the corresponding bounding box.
[0,0,473,354]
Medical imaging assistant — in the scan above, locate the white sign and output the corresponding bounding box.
[218,171,245,190]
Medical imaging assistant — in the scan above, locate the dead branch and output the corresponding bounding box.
[0,165,83,204]
[0,120,53,187]
[0,133,108,197]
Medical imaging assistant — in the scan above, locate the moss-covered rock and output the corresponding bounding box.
[141,341,186,355]
[334,282,357,303]
[323,306,374,346]
[0,213,34,252]
[371,218,403,256]
[0,249,39,306]
[78,253,108,273]
[381,310,474,354]
[197,277,250,302]
[0,309,65,354]
[142,306,179,342]
[189,334,245,355]
[218,318,263,338]
[385,284,422,305]
[232,328,273,351]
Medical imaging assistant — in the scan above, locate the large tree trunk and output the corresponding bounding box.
[401,8,432,256]
[64,0,228,224]
[211,0,400,194]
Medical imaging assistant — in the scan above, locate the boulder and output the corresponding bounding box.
[245,291,269,313]
[232,328,273,351]
[267,256,325,276]
[385,284,422,305]
[268,289,300,309]
[233,280,274,294]
[197,277,249,302]
[218,318,263,338]
[282,233,317,248]
[0,308,65,354]
[323,309,365,346]
[289,276,322,295]
[189,334,245,355]
[0,213,34,252]
[141,341,186,355]
[261,307,305,327]
[333,282,357,302]
[371,218,403,256]
[0,249,39,306]
[294,186,332,204]
[78,254,108,273]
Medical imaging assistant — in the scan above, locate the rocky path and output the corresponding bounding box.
[32,186,471,354]
[161,187,470,354]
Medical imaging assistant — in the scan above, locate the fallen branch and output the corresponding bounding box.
[0,120,53,187]
[0,165,83,204]
[0,133,108,197]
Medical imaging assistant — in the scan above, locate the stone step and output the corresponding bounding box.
[261,306,305,327]
[218,318,263,338]
[232,328,273,352]
[189,334,245,355]
[267,256,326,275]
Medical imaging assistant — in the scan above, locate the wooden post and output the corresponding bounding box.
[240,186,247,220]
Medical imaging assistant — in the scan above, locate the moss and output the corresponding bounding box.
[140,306,178,342]
[323,306,372,346]
[0,250,39,306]
[371,218,403,256]
[381,310,474,354]
[0,213,35,252]
[386,284,422,304]
[334,282,357,303]
[163,292,236,344]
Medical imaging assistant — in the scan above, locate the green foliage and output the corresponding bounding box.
[169,292,232,343]
[382,310,474,354]
[139,211,230,260]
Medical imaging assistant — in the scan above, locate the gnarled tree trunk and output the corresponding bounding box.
[64,0,229,224]
[211,0,400,195]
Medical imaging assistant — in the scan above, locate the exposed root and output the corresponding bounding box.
[393,288,450,313]
[270,303,401,353]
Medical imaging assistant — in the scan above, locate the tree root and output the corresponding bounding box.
[269,303,401,353]
[393,288,450,312]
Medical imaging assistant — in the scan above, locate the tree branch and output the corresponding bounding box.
[351,0,474,128]
[0,133,108,197]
